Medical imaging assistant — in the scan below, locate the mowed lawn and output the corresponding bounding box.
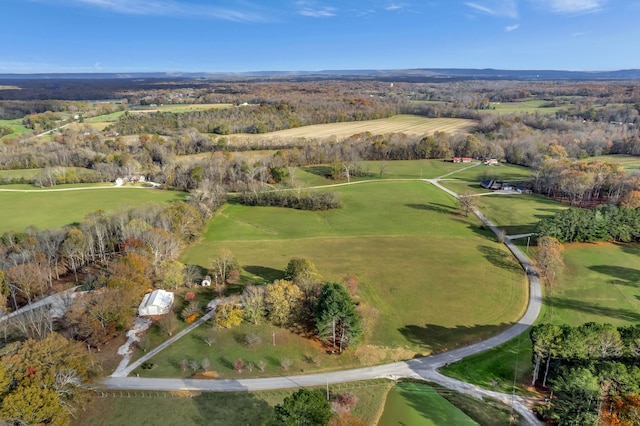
[181,181,527,356]
[477,194,567,236]
[442,241,640,395]
[0,187,185,233]
[545,242,640,326]
[378,382,478,426]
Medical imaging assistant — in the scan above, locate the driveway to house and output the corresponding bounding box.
[103,168,544,424]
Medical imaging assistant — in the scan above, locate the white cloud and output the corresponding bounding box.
[465,0,518,19]
[295,1,336,17]
[505,23,520,31]
[385,4,403,11]
[64,0,267,22]
[533,0,607,13]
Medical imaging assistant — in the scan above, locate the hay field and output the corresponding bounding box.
[227,114,476,144]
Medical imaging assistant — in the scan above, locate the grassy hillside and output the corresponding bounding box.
[0,186,185,232]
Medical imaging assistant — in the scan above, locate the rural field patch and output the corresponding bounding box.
[0,186,185,233]
[223,114,476,146]
[181,180,527,359]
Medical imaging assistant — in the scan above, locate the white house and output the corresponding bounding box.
[138,289,174,316]
[201,275,212,286]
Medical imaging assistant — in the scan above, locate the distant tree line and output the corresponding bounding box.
[536,205,640,243]
[530,323,640,425]
[238,189,340,211]
[113,98,398,136]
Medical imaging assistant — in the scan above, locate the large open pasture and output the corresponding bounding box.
[0,186,185,233]
[180,179,527,364]
[226,114,476,145]
[443,240,640,394]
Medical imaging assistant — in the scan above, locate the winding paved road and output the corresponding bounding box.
[103,167,544,424]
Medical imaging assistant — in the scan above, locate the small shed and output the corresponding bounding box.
[138,289,174,316]
[201,275,212,287]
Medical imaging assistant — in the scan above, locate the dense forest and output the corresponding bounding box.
[531,323,640,425]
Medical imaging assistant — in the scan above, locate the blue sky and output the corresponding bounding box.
[2,0,638,73]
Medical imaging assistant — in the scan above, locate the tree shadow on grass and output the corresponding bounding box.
[395,382,476,426]
[302,165,332,178]
[405,203,457,215]
[192,391,273,425]
[547,296,640,322]
[398,323,512,354]
[477,245,522,273]
[617,242,640,258]
[243,265,284,283]
[218,356,234,371]
[589,265,640,287]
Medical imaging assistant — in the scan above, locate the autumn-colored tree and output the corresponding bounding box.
[328,413,367,426]
[241,285,265,325]
[285,257,319,285]
[107,252,152,301]
[264,280,303,327]
[214,302,244,328]
[620,190,640,209]
[234,358,244,373]
[65,288,133,346]
[0,332,90,426]
[156,260,186,290]
[341,273,359,296]
[535,236,564,289]
[601,393,640,426]
[181,301,201,323]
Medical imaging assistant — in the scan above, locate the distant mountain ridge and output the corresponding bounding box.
[1,68,640,81]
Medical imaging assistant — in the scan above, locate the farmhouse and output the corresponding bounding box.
[138,289,174,316]
[453,157,474,163]
[484,158,499,165]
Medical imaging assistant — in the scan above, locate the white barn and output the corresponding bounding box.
[138,289,174,316]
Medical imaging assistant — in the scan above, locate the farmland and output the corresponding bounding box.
[225,114,476,144]
[0,186,185,233]
[178,178,527,366]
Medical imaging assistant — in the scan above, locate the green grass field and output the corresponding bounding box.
[0,187,185,233]
[0,168,42,181]
[378,382,478,426]
[582,154,640,173]
[477,194,567,235]
[443,241,640,394]
[487,99,563,115]
[177,180,527,370]
[0,118,31,140]
[76,379,392,426]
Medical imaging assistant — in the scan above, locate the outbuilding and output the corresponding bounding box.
[138,289,174,316]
